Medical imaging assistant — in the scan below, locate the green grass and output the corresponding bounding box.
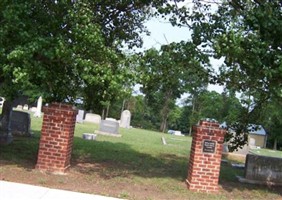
[250,148,282,158]
[73,122,191,180]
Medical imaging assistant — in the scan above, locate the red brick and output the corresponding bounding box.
[186,120,226,193]
[36,103,77,174]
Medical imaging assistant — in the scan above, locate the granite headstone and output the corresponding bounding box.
[11,110,31,136]
[120,110,131,128]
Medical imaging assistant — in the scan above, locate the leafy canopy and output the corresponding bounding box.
[0,0,185,105]
[159,0,282,149]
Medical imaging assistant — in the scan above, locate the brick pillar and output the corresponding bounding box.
[186,120,226,193]
[36,103,77,174]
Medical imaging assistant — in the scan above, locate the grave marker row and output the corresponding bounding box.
[77,110,131,129]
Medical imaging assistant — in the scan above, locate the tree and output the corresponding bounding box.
[258,99,282,150]
[160,0,282,150]
[0,0,184,142]
[0,1,115,102]
[206,1,282,150]
[185,90,242,123]
[168,106,182,131]
[137,42,210,132]
[171,105,193,133]
[164,89,243,135]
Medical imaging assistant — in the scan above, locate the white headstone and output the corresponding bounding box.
[34,96,42,118]
[0,97,5,108]
[23,104,29,110]
[105,118,117,122]
[174,130,182,136]
[120,110,131,128]
[16,105,23,110]
[76,110,84,123]
[84,113,101,124]
[29,107,37,112]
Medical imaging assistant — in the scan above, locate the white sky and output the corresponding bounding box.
[140,18,191,50]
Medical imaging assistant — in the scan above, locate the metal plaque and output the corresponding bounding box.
[203,140,216,153]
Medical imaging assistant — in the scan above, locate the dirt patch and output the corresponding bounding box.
[1,160,281,200]
[0,160,187,200]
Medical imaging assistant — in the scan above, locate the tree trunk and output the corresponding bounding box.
[159,90,172,133]
[101,109,105,120]
[106,104,110,118]
[189,96,196,136]
[121,99,125,113]
[0,100,13,144]
[273,138,278,150]
[160,116,168,133]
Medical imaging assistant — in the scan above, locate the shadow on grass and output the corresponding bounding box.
[71,136,188,181]
[0,133,188,181]
[1,133,281,197]
[0,131,41,169]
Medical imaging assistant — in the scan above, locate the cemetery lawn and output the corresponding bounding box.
[0,112,281,200]
[250,148,282,158]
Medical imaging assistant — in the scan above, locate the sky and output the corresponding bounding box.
[134,17,224,97]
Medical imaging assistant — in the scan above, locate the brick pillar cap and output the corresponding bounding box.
[43,102,77,113]
[199,119,219,128]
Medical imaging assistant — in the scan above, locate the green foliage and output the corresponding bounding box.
[137,42,211,132]
[213,1,282,150]
[161,0,282,150]
[172,0,282,103]
[258,99,282,149]
[126,90,243,135]
[214,1,282,102]
[128,95,160,130]
[166,90,243,134]
[167,106,182,131]
[0,1,113,102]
[0,0,179,108]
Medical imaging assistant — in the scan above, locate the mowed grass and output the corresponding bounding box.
[250,148,282,158]
[73,121,191,188]
[0,110,282,199]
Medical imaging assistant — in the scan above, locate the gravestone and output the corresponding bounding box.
[11,110,31,136]
[105,117,117,121]
[23,104,29,110]
[238,154,282,186]
[82,133,97,140]
[120,110,131,128]
[34,96,42,118]
[174,130,182,136]
[0,97,5,108]
[76,110,84,123]
[95,120,121,137]
[84,113,101,124]
[16,105,23,110]
[29,107,37,112]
